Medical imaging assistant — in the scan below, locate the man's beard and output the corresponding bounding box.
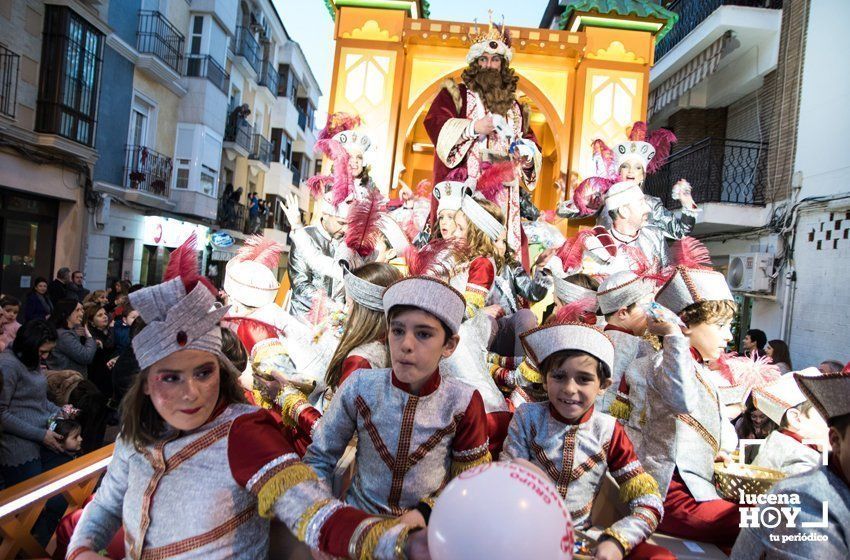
[461,64,519,116]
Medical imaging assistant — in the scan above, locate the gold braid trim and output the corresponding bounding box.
[601,528,632,555]
[256,463,318,518]
[358,519,401,560]
[519,360,543,384]
[251,389,273,410]
[295,498,332,541]
[464,290,486,316]
[450,450,492,478]
[420,495,437,509]
[618,472,661,504]
[608,398,632,421]
[393,525,413,560]
[276,390,309,427]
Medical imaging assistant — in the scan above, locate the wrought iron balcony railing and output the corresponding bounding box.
[224,119,252,152]
[217,201,248,232]
[137,10,184,74]
[644,138,767,208]
[249,133,272,165]
[185,54,229,93]
[0,45,19,118]
[258,60,279,95]
[233,26,261,74]
[655,0,783,61]
[124,144,172,197]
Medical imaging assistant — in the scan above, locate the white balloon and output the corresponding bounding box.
[428,462,574,560]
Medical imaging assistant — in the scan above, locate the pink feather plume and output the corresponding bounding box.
[445,167,468,183]
[647,128,677,174]
[236,235,286,271]
[555,230,592,274]
[476,161,515,203]
[572,176,613,215]
[345,190,385,257]
[591,139,618,180]
[628,121,648,142]
[306,175,333,199]
[553,296,598,326]
[414,179,432,199]
[163,232,216,295]
[318,112,361,141]
[670,237,713,269]
[403,238,463,278]
[715,352,781,391]
[403,215,421,240]
[314,138,353,206]
[306,292,329,327]
[540,210,556,224]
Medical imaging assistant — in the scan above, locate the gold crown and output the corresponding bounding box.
[468,10,508,45]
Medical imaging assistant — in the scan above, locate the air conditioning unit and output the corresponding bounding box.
[727,252,774,293]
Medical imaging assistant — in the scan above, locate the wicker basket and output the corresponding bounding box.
[714,462,785,502]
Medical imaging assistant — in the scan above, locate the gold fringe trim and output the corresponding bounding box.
[608,398,632,421]
[519,361,543,384]
[257,463,318,518]
[601,528,632,555]
[450,450,492,478]
[464,290,486,309]
[618,472,661,504]
[358,519,400,560]
[277,391,309,427]
[251,389,273,410]
[295,498,332,542]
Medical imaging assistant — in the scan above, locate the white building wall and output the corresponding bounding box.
[84,204,146,289]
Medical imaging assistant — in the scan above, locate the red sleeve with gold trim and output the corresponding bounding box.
[450,390,491,477]
[464,257,495,317]
[340,355,371,386]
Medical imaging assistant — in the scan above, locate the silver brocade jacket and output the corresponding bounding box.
[287,225,343,317]
[486,263,552,315]
[751,430,822,476]
[558,194,697,241]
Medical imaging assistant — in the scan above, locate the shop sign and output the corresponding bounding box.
[211,231,235,248]
[143,216,209,248]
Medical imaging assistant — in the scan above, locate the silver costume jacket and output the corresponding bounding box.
[641,335,739,501]
[502,402,664,555]
[303,368,490,516]
[487,263,551,315]
[751,429,822,476]
[287,225,343,317]
[731,460,850,559]
[558,194,696,241]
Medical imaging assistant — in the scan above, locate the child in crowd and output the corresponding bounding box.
[502,321,670,560]
[303,275,490,523]
[751,368,828,475]
[41,418,83,470]
[732,367,850,557]
[432,180,464,239]
[0,295,21,352]
[641,266,741,551]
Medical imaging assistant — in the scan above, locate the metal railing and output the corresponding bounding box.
[224,119,252,152]
[259,60,279,95]
[0,45,19,118]
[644,138,767,207]
[233,26,261,74]
[185,54,229,93]
[136,10,184,74]
[218,201,248,232]
[655,0,783,61]
[249,133,272,165]
[125,144,173,197]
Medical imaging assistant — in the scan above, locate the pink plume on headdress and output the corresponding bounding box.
[553,296,598,326]
[555,230,593,274]
[317,112,361,141]
[619,244,666,285]
[314,138,352,206]
[164,232,217,295]
[403,214,421,240]
[237,235,286,271]
[345,189,385,257]
[540,210,557,224]
[306,291,329,327]
[414,179,432,199]
[572,176,613,215]
[403,238,464,278]
[445,167,468,183]
[628,121,648,142]
[670,237,713,269]
[306,174,333,199]
[647,128,677,174]
[591,139,618,180]
[476,161,515,203]
[715,352,781,391]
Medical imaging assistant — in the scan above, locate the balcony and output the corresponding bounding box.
[217,200,248,233]
[136,11,186,96]
[258,60,279,96]
[124,144,172,198]
[233,26,261,75]
[644,138,770,234]
[249,133,272,168]
[0,45,19,118]
[185,54,229,94]
[223,118,252,157]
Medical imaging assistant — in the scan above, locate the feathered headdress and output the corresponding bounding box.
[476,161,516,204]
[593,121,678,178]
[236,235,286,271]
[318,112,361,141]
[403,238,464,278]
[554,230,593,275]
[715,352,781,393]
[314,138,353,205]
[345,189,385,257]
[306,174,334,199]
[572,176,613,215]
[670,237,712,270]
[164,232,216,296]
[646,128,677,174]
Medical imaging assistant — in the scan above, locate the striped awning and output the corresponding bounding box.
[648,32,731,119]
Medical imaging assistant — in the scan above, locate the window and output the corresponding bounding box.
[0,45,20,118]
[201,166,216,196]
[36,6,103,146]
[190,16,204,55]
[270,127,292,166]
[278,64,298,99]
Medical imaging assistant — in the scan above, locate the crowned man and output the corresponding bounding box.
[423,14,541,261]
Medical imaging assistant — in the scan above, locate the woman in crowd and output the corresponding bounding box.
[83,303,117,398]
[82,290,109,307]
[46,299,97,376]
[766,339,792,374]
[23,276,53,323]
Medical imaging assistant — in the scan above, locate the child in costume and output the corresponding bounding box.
[641,266,741,551]
[750,368,828,475]
[66,235,425,560]
[732,367,850,558]
[502,321,669,560]
[302,275,490,522]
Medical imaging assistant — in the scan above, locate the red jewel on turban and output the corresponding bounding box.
[177,331,188,346]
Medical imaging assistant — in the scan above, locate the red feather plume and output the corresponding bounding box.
[345,190,385,257]
[403,238,464,278]
[237,235,286,271]
[403,214,421,240]
[414,179,432,199]
[476,161,515,203]
[628,121,648,142]
[553,296,598,326]
[555,230,592,274]
[318,112,361,141]
[647,128,677,174]
[445,167,468,183]
[572,176,613,215]
[164,232,217,295]
[306,175,333,199]
[314,138,352,206]
[670,237,713,269]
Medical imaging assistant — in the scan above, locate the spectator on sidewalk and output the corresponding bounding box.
[48,268,71,308]
[742,328,767,358]
[766,339,792,374]
[46,300,97,376]
[23,277,53,323]
[819,359,844,374]
[67,271,90,303]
